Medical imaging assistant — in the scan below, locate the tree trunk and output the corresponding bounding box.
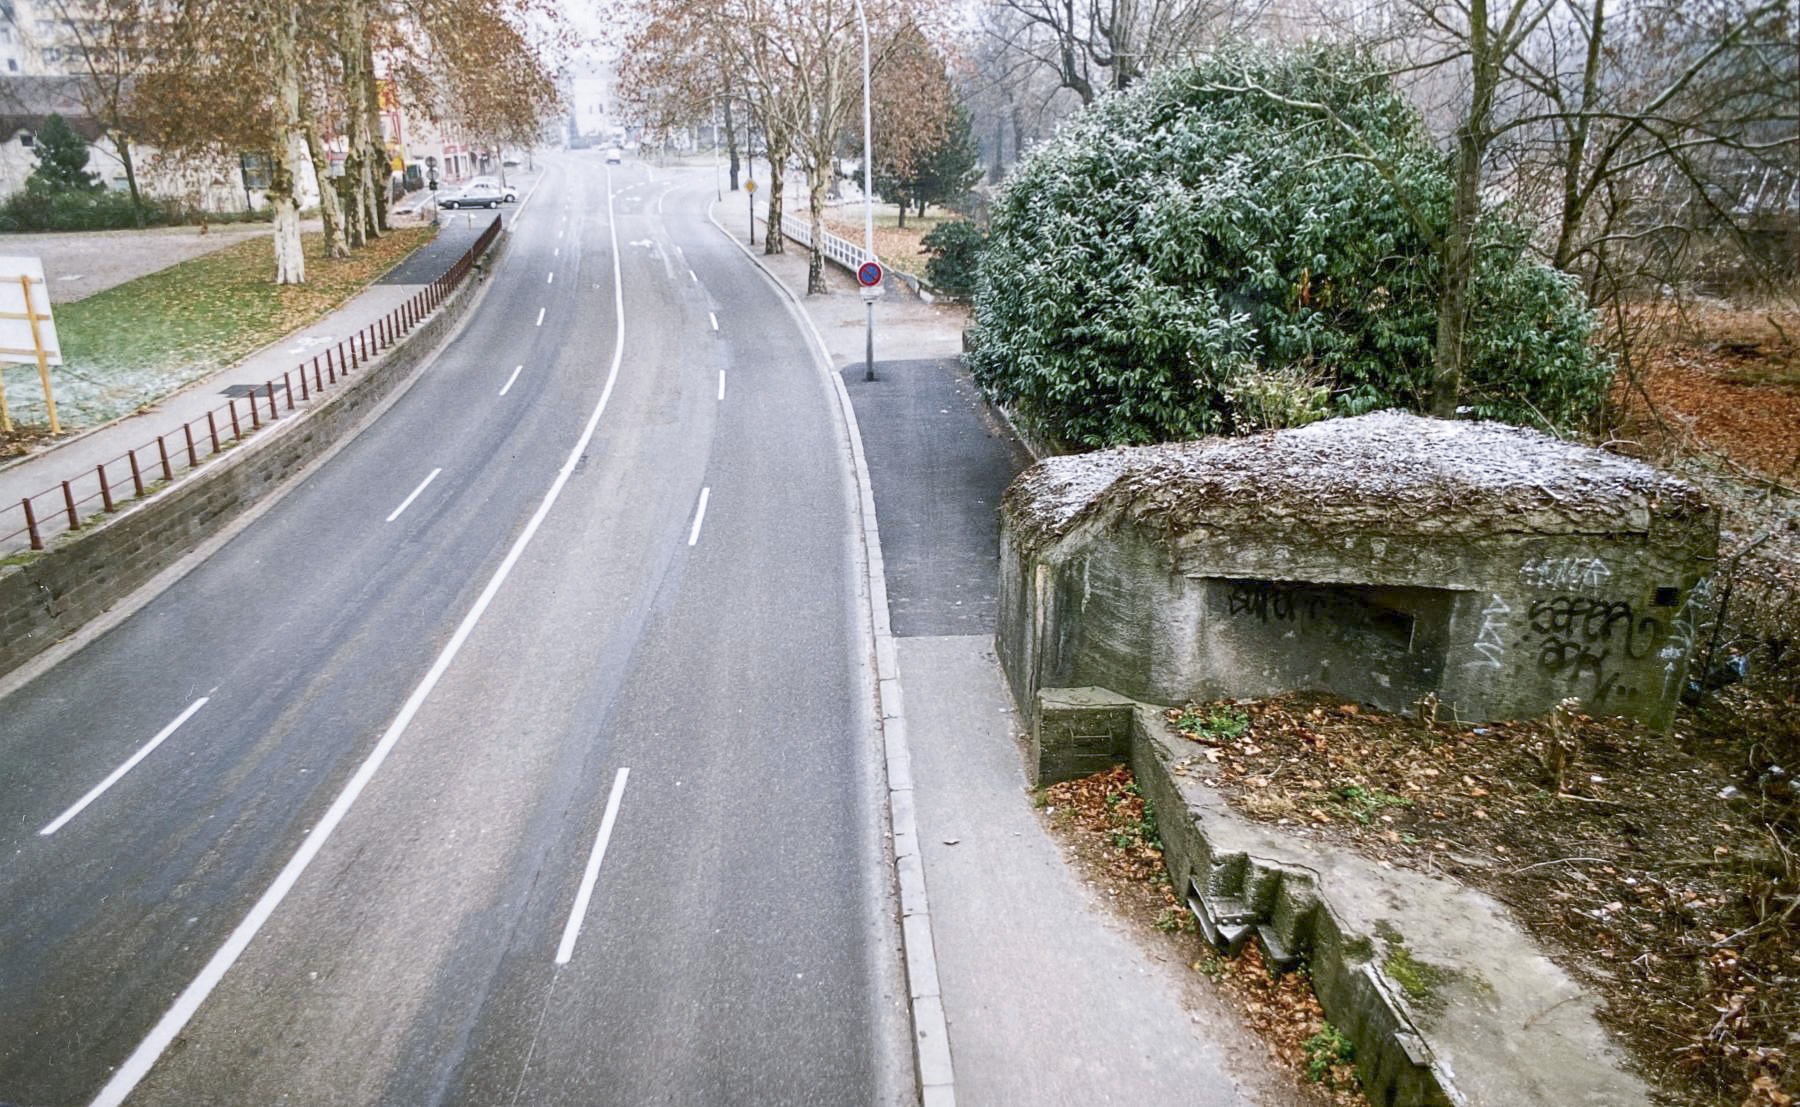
[362,39,389,235]
[807,158,829,294]
[338,1,371,248]
[764,148,786,255]
[1432,0,1498,417]
[1551,0,1606,274]
[724,97,740,191]
[113,135,145,228]
[305,124,349,259]
[267,0,306,284]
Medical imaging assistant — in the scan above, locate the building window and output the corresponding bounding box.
[6,59,15,72]
[19,130,32,147]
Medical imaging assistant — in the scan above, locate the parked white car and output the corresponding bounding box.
[439,182,504,209]
[466,176,517,202]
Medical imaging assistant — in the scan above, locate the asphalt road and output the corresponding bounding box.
[0,155,908,1106]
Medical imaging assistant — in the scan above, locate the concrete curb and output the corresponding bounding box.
[708,204,956,1107]
[0,227,513,689]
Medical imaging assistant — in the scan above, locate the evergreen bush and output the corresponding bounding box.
[921,219,985,296]
[966,45,1609,448]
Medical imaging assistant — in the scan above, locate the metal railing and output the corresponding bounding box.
[1,215,503,556]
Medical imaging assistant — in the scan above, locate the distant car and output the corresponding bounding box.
[467,176,517,202]
[605,147,622,164]
[439,182,503,209]
[502,155,520,168]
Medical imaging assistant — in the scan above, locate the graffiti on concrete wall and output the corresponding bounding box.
[1526,595,1664,704]
[1466,594,1511,670]
[1519,556,1613,594]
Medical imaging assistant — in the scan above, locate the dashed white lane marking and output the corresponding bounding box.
[554,247,560,257]
[687,487,711,547]
[500,365,524,396]
[708,312,717,331]
[536,307,546,327]
[88,156,637,1107]
[386,468,442,523]
[688,269,697,283]
[718,371,725,401]
[39,697,210,837]
[547,271,554,285]
[554,767,632,965]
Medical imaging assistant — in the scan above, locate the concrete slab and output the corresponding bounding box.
[899,634,1273,1106]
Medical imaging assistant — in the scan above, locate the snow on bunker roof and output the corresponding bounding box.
[1004,411,1711,547]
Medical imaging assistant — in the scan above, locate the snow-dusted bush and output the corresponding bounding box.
[966,45,1608,448]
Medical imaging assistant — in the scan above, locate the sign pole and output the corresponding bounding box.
[19,274,56,434]
[746,177,757,245]
[0,344,10,433]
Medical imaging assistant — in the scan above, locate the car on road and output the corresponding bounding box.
[439,182,504,209]
[467,176,517,202]
[605,147,622,164]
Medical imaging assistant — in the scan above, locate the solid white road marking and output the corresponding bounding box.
[385,469,442,523]
[554,767,632,965]
[536,307,546,327]
[500,365,524,396]
[708,312,718,331]
[87,156,638,1107]
[718,371,725,401]
[687,487,711,547]
[39,698,209,837]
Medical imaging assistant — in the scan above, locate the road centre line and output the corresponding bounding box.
[500,365,523,396]
[385,469,441,523]
[554,247,560,257]
[39,698,209,837]
[536,307,546,327]
[554,767,631,965]
[687,487,711,547]
[708,311,717,331]
[88,157,636,1107]
[688,269,697,283]
[547,271,554,285]
[718,371,725,401]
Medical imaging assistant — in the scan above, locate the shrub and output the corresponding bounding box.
[966,44,1609,449]
[920,218,985,296]
[0,189,272,232]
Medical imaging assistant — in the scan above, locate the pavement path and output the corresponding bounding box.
[733,214,1296,1104]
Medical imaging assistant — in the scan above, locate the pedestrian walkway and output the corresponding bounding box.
[0,205,512,555]
[729,220,1286,1104]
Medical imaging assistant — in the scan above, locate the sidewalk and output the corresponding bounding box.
[0,204,512,555]
[732,228,1286,1103]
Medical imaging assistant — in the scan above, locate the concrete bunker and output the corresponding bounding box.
[997,412,1719,783]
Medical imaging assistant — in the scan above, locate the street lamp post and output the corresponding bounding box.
[854,0,879,383]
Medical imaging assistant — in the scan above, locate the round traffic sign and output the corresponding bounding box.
[857,260,882,287]
[745,179,757,193]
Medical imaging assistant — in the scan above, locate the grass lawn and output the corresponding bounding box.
[0,226,433,434]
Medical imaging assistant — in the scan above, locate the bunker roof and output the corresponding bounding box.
[1005,411,1712,546]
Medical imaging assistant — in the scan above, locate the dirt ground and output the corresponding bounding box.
[1041,766,1366,1105]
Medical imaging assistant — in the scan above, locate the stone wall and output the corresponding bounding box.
[0,236,506,679]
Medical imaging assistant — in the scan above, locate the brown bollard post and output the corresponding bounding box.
[22,497,41,550]
[128,449,144,497]
[97,464,114,512]
[61,480,78,529]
